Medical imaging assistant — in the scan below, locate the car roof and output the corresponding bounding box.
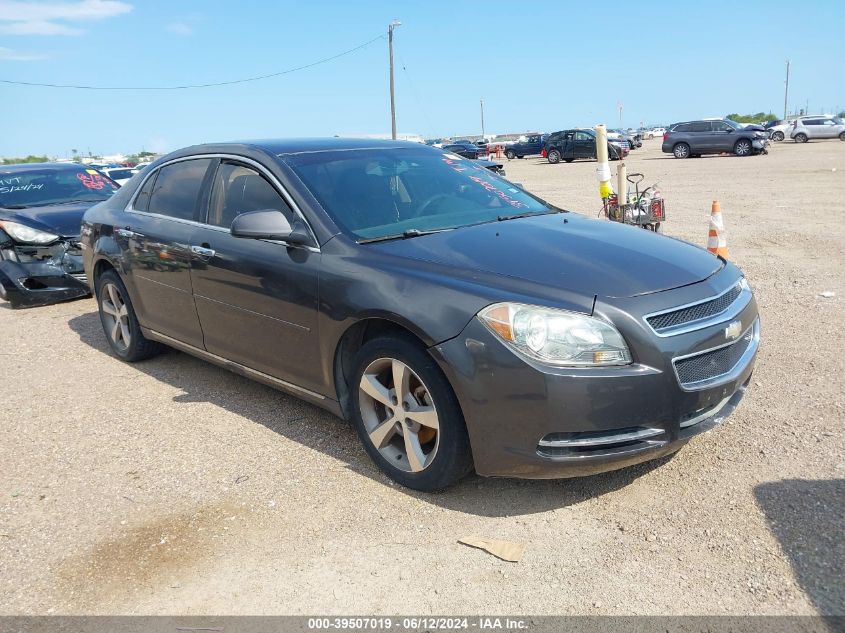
[164,138,429,160]
[0,162,86,173]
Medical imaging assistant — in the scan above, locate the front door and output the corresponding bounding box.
[122,157,213,349]
[574,131,595,159]
[188,160,323,394]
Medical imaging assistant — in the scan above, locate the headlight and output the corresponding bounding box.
[479,302,632,366]
[0,220,59,245]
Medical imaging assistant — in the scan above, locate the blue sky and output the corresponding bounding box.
[1,0,843,157]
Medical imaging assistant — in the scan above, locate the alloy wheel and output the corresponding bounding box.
[674,143,689,159]
[100,282,131,352]
[735,140,751,156]
[358,357,440,473]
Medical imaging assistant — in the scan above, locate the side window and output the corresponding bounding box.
[804,119,821,126]
[147,158,212,221]
[207,162,292,229]
[575,131,591,141]
[133,170,157,212]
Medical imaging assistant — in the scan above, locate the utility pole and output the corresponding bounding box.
[480,99,485,140]
[783,60,790,120]
[388,20,401,140]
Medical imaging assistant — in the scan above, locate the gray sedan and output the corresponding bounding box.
[81,139,760,490]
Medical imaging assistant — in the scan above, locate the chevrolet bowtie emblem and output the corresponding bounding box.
[725,320,742,341]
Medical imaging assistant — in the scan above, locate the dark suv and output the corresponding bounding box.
[504,134,546,159]
[543,129,625,164]
[662,120,768,158]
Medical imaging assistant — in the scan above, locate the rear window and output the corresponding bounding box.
[106,169,133,180]
[147,158,212,221]
[0,167,118,208]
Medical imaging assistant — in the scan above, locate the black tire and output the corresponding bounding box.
[350,334,473,491]
[96,269,163,362]
[505,150,515,160]
[547,149,561,164]
[673,143,690,159]
[734,138,752,156]
[794,133,808,143]
[564,158,574,163]
[840,132,845,141]
[517,155,524,159]
[772,131,785,141]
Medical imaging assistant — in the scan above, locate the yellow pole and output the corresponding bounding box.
[595,124,613,199]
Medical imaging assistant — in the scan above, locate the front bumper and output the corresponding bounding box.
[432,269,759,479]
[0,239,90,308]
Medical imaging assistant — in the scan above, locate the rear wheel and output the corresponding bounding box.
[96,269,163,362]
[794,133,808,143]
[547,149,561,164]
[564,158,574,163]
[673,143,690,159]
[840,132,845,141]
[734,139,752,156]
[772,131,785,141]
[350,335,472,491]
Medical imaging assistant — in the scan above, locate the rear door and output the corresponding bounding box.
[188,159,323,393]
[122,158,213,348]
[802,119,822,138]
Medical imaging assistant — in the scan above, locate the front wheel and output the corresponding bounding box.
[839,132,845,141]
[673,143,690,159]
[772,131,785,141]
[351,335,472,491]
[794,133,808,143]
[547,149,561,164]
[96,269,163,362]
[505,150,515,160]
[734,139,752,156]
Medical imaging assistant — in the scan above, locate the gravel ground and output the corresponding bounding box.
[1,138,843,616]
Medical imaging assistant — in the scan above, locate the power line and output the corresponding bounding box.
[0,34,384,90]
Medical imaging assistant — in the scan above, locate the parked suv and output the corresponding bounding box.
[504,134,546,159]
[544,129,626,164]
[789,116,845,143]
[662,119,768,158]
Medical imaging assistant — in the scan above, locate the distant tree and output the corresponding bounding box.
[839,111,845,118]
[2,155,50,165]
[725,112,778,124]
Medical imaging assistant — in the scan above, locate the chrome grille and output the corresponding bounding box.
[67,272,88,284]
[674,326,755,388]
[647,282,742,333]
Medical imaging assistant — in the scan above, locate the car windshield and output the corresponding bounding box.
[724,120,743,130]
[0,167,118,207]
[285,147,553,240]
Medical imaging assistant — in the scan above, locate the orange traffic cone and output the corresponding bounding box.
[707,200,728,259]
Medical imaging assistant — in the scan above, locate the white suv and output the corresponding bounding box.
[790,116,845,142]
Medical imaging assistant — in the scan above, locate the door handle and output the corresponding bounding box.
[116,227,142,238]
[190,245,216,259]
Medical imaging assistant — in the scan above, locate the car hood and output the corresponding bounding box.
[369,213,723,299]
[0,202,93,238]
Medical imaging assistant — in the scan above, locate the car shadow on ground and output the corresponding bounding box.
[754,479,844,615]
[68,310,672,517]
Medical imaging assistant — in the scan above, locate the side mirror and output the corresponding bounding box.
[230,209,310,245]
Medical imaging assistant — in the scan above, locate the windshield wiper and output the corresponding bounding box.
[496,209,562,222]
[33,199,101,207]
[358,228,451,244]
